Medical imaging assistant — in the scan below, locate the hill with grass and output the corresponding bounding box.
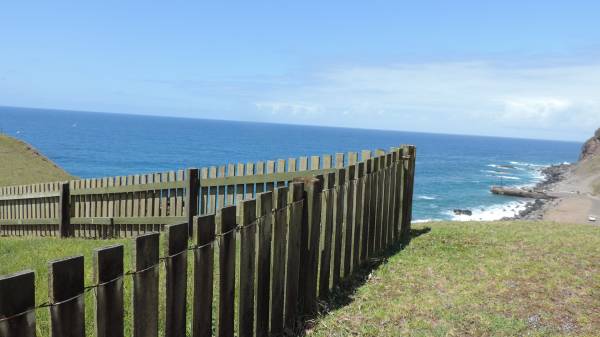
[1,221,598,336]
[0,134,74,186]
[310,221,600,336]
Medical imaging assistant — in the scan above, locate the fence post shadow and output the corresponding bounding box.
[295,226,431,336]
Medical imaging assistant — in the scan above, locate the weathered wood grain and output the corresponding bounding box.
[93,244,124,337]
[0,270,36,337]
[49,255,85,337]
[132,232,159,337]
[193,214,215,337]
[164,223,188,337]
[319,172,335,298]
[343,165,355,277]
[217,205,237,337]
[303,175,323,314]
[238,199,257,337]
[271,187,288,335]
[185,168,199,237]
[255,191,273,337]
[285,182,304,329]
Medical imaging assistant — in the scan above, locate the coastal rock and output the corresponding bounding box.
[540,164,571,186]
[490,186,554,199]
[518,199,546,219]
[453,209,472,216]
[580,128,600,160]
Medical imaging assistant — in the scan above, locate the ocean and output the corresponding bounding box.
[0,106,581,222]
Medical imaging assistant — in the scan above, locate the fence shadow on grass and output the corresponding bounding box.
[296,227,432,336]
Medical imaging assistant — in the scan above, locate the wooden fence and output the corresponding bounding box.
[0,146,415,239]
[0,145,416,337]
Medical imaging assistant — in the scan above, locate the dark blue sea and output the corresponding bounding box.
[0,106,581,222]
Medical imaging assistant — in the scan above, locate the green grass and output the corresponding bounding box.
[0,237,133,336]
[2,221,599,336]
[310,221,600,337]
[0,234,230,337]
[0,134,74,186]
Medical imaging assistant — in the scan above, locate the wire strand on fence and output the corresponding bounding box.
[0,201,303,326]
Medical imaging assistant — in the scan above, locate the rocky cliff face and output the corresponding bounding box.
[580,128,600,161]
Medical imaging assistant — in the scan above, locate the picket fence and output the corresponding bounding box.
[0,145,415,337]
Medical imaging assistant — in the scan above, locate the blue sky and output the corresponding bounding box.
[1,1,599,141]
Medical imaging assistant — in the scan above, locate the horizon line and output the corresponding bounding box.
[0,104,583,145]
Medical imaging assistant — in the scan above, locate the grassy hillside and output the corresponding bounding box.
[311,221,600,337]
[0,134,74,186]
[1,221,598,336]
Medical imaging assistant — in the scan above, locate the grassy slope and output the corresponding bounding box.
[1,221,599,336]
[0,134,73,186]
[574,155,600,196]
[0,235,224,337]
[311,221,600,337]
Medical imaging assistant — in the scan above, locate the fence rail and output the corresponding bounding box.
[0,145,416,337]
[0,145,415,239]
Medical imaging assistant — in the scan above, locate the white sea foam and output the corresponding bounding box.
[446,201,528,222]
[417,195,437,200]
[482,169,510,175]
[412,218,443,224]
[486,174,521,180]
[509,161,545,168]
[497,175,521,180]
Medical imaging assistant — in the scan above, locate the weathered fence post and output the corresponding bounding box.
[374,150,385,253]
[218,205,237,337]
[389,148,398,244]
[343,165,356,277]
[404,146,416,240]
[352,162,364,270]
[366,158,376,257]
[331,168,345,288]
[193,214,215,337]
[382,153,392,249]
[302,175,323,315]
[255,191,273,337]
[186,168,200,237]
[58,182,71,238]
[0,270,36,337]
[285,181,304,329]
[270,186,289,335]
[361,158,371,263]
[49,255,85,337]
[133,232,159,337]
[165,223,188,337]
[400,145,416,242]
[392,148,402,243]
[93,244,124,337]
[238,199,257,337]
[318,173,335,299]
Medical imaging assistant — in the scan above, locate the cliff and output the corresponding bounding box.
[580,128,600,161]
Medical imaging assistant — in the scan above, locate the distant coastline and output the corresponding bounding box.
[506,129,600,224]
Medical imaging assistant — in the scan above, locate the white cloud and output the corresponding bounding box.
[254,101,320,115]
[253,60,600,140]
[500,97,572,124]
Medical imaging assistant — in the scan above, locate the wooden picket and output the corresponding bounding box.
[0,145,417,337]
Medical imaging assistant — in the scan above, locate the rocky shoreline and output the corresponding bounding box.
[509,163,572,220]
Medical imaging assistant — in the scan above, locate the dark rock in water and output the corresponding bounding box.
[580,127,600,161]
[453,209,472,216]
